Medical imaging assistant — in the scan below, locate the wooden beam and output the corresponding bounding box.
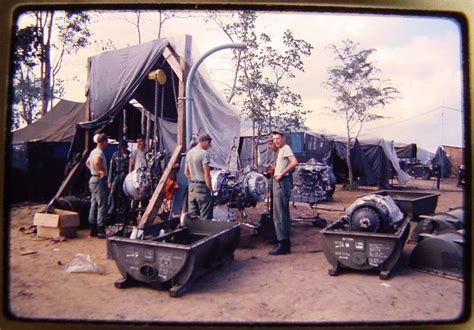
[163,46,183,82]
[43,150,89,212]
[138,145,182,229]
[176,35,191,148]
[85,58,92,151]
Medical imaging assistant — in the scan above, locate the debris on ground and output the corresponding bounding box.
[65,253,105,274]
[50,236,67,244]
[19,225,36,234]
[19,250,37,256]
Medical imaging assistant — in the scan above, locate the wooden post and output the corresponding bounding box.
[177,35,191,148]
[84,58,92,151]
[138,145,181,229]
[43,150,88,212]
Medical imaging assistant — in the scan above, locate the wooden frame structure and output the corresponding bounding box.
[46,36,192,227]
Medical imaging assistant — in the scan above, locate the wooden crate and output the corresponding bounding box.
[33,209,80,238]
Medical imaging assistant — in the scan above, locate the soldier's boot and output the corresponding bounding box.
[269,239,291,255]
[97,226,107,239]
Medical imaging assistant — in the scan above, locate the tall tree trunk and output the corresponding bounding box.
[252,118,256,166]
[157,11,162,39]
[346,135,354,185]
[136,12,142,44]
[40,11,54,115]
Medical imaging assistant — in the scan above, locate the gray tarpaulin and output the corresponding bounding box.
[158,117,177,153]
[79,36,240,169]
[84,39,169,128]
[360,138,412,185]
[169,36,241,169]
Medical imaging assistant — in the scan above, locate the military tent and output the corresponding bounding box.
[431,146,452,178]
[9,100,88,203]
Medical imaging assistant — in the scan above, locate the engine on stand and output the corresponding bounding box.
[123,150,167,201]
[345,194,405,234]
[289,158,337,228]
[291,158,336,205]
[211,168,269,219]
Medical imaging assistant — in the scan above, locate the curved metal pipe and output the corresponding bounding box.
[185,43,247,148]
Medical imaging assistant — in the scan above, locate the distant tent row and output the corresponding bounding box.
[238,131,412,188]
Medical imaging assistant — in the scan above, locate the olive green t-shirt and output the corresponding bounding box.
[274,144,294,176]
[186,146,210,181]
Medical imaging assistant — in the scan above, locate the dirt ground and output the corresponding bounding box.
[5,177,467,327]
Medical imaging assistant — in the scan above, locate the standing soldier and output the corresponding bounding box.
[85,133,109,239]
[184,132,214,220]
[128,134,149,221]
[269,129,298,255]
[129,134,148,172]
[107,140,130,224]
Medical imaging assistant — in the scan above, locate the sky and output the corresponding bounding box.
[16,9,465,152]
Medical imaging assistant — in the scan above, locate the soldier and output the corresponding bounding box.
[129,134,149,221]
[107,140,130,224]
[269,129,298,255]
[184,132,214,220]
[85,133,109,238]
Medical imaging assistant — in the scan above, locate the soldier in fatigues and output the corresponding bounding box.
[184,132,214,220]
[107,140,130,224]
[85,133,109,238]
[269,129,298,255]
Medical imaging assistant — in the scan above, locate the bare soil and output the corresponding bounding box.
[5,178,466,326]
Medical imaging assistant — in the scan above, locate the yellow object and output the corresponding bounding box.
[148,69,167,85]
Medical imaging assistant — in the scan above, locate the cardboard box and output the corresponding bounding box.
[33,209,80,238]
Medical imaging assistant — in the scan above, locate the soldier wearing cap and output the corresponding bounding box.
[184,132,214,220]
[85,133,109,238]
[107,139,130,224]
[269,129,298,255]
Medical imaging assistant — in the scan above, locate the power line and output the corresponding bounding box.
[361,106,462,132]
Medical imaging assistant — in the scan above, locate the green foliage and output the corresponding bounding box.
[209,11,313,136]
[323,39,400,184]
[11,10,92,129]
[324,39,399,138]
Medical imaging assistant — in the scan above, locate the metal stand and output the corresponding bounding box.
[291,202,329,228]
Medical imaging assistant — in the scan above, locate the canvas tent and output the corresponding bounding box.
[238,131,334,169]
[9,99,88,203]
[12,99,87,144]
[324,137,378,185]
[431,146,452,178]
[395,143,417,159]
[54,36,241,226]
[238,130,411,187]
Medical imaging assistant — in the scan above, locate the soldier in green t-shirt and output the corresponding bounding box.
[269,129,298,255]
[184,132,214,220]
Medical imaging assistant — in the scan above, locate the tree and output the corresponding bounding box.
[116,10,181,43]
[323,39,400,186]
[208,11,313,164]
[12,25,42,129]
[12,10,91,128]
